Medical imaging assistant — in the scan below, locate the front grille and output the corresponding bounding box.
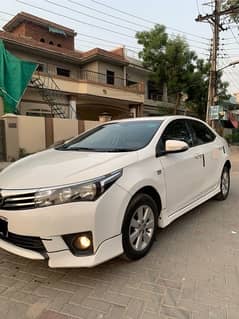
[0,232,47,254]
[0,192,36,210]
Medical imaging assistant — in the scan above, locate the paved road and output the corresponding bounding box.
[0,151,239,319]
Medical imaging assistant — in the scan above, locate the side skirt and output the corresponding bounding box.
[158,186,220,228]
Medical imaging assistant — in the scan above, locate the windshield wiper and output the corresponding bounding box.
[57,146,100,152]
[103,148,134,152]
[57,146,135,152]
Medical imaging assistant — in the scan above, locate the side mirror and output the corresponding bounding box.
[165,140,189,153]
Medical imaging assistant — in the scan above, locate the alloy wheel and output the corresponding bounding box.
[221,170,229,197]
[129,205,155,251]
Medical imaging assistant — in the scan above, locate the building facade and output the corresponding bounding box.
[0,12,173,121]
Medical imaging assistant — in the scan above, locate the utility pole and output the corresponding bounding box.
[211,0,220,125]
[196,0,221,124]
[196,1,239,125]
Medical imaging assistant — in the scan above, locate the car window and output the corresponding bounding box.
[188,120,216,146]
[160,120,193,148]
[57,120,163,152]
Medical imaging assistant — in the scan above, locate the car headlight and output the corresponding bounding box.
[34,169,122,208]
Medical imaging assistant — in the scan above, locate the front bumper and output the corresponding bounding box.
[0,183,130,267]
[0,234,123,268]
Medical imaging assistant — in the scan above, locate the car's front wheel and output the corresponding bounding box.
[122,193,158,260]
[216,165,230,201]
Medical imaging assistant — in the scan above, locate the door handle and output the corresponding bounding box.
[194,153,205,167]
[194,153,203,159]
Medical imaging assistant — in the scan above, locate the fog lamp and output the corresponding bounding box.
[73,235,91,250]
[63,231,93,256]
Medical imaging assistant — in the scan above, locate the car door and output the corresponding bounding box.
[158,119,204,215]
[187,119,224,195]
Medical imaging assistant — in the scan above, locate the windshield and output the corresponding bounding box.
[57,120,163,152]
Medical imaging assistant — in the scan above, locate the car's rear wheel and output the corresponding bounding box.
[216,165,230,201]
[122,193,158,260]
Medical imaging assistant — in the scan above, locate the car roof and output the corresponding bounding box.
[110,115,201,123]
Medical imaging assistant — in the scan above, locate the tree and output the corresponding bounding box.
[136,25,169,100]
[136,24,229,119]
[136,25,198,101]
[222,0,239,23]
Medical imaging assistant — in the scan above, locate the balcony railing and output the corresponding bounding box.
[79,70,144,94]
[34,64,144,95]
[149,93,176,104]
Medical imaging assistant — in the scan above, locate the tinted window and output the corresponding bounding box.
[161,120,193,147]
[189,120,215,146]
[58,120,163,152]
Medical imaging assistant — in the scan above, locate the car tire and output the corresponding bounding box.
[122,193,158,260]
[216,165,230,201]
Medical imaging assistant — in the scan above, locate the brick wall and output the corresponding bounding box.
[11,21,74,50]
[11,22,26,37]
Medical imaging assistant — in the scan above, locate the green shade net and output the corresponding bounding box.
[0,40,37,113]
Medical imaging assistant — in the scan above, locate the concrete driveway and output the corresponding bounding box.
[0,150,239,319]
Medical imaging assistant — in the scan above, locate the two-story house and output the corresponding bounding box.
[0,12,174,120]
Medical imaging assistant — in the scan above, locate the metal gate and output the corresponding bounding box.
[0,120,6,161]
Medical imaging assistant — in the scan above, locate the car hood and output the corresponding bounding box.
[0,149,138,189]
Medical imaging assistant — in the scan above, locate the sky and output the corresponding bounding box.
[0,0,239,94]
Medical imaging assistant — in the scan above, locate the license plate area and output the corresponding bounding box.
[0,218,8,237]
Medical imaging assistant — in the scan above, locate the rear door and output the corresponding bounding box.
[187,119,223,194]
[158,119,204,215]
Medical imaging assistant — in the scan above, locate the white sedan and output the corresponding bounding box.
[0,116,230,267]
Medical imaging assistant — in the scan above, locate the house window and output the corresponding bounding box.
[57,44,62,47]
[40,38,45,43]
[106,70,115,85]
[57,67,70,77]
[49,41,54,45]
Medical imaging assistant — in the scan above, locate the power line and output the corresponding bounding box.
[196,0,201,14]
[221,41,238,45]
[46,0,210,47]
[0,9,151,52]
[221,47,239,50]
[0,7,142,51]
[0,7,209,50]
[76,38,126,49]
[75,33,140,50]
[228,24,239,47]
[17,0,136,39]
[68,0,210,46]
[222,37,236,40]
[67,0,149,30]
[87,0,210,40]
[16,1,211,54]
[45,0,139,33]
[224,69,239,89]
[0,11,14,17]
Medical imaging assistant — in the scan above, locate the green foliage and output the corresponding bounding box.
[136,25,197,95]
[136,25,168,86]
[225,132,239,144]
[222,0,239,23]
[136,24,229,119]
